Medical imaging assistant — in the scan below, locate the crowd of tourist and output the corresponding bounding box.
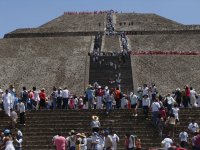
[52,115,142,150]
[0,128,23,150]
[63,10,118,15]
[105,10,115,36]
[1,83,200,149]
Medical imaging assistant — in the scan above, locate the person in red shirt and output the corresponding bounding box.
[185,85,190,107]
[115,87,121,109]
[39,88,46,109]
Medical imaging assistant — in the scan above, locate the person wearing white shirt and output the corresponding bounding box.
[111,130,119,150]
[142,94,150,119]
[188,120,199,133]
[18,101,25,125]
[165,93,175,113]
[172,104,180,122]
[14,129,23,150]
[190,87,198,107]
[33,87,40,110]
[121,96,128,109]
[91,132,104,150]
[142,84,149,96]
[161,136,173,149]
[179,128,189,149]
[130,92,138,116]
[62,87,70,109]
[151,99,160,126]
[125,133,136,149]
[3,90,12,116]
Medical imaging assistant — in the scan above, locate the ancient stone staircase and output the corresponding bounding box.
[0,108,200,149]
[89,55,133,93]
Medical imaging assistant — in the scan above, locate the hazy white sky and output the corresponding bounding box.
[1,0,200,37]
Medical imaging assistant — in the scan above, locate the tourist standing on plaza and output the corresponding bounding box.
[50,86,57,109]
[20,87,29,110]
[85,85,94,109]
[62,87,70,109]
[32,87,40,110]
[56,87,63,109]
[39,88,46,109]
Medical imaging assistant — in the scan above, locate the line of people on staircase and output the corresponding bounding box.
[132,83,200,150]
[105,10,115,36]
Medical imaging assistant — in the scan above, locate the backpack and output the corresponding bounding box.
[21,91,28,102]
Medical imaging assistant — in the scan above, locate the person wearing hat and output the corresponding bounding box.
[3,129,15,150]
[79,133,87,150]
[85,84,94,109]
[90,116,100,133]
[66,130,76,150]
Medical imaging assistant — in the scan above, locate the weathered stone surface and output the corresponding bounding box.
[103,35,121,52]
[0,36,93,94]
[115,13,183,31]
[131,55,200,94]
[9,14,106,34]
[128,34,200,51]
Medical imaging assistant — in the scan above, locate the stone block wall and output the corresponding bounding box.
[0,36,93,95]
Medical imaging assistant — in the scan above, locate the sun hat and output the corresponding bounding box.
[92,115,99,121]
